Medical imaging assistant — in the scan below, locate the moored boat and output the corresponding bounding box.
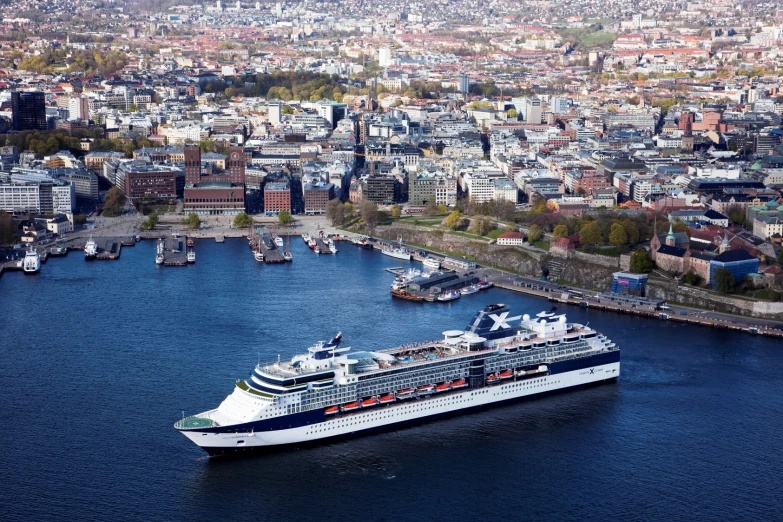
[477,281,493,290]
[84,236,98,260]
[422,256,441,270]
[325,406,339,415]
[22,247,40,274]
[254,251,264,262]
[155,238,164,265]
[460,284,480,295]
[499,369,513,380]
[437,290,461,302]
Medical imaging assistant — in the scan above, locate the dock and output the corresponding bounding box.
[95,239,121,260]
[259,235,286,263]
[162,238,188,266]
[314,238,334,255]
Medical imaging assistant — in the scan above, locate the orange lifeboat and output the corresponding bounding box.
[379,393,395,404]
[417,384,435,395]
[487,373,499,384]
[325,406,339,415]
[341,401,361,412]
[499,369,513,380]
[435,382,451,392]
[397,388,415,399]
[452,378,468,389]
[361,397,379,408]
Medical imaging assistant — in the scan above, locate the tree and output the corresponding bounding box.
[507,108,518,119]
[391,204,402,218]
[326,199,345,226]
[281,104,294,115]
[469,216,494,236]
[102,186,126,217]
[621,219,640,245]
[527,224,543,243]
[579,221,602,245]
[553,224,568,240]
[185,212,200,230]
[713,267,735,294]
[683,271,703,286]
[630,249,653,273]
[444,210,464,230]
[436,204,448,215]
[140,211,158,231]
[424,200,438,216]
[278,209,293,226]
[360,201,379,232]
[0,211,14,245]
[233,212,252,228]
[609,223,628,246]
[343,201,355,217]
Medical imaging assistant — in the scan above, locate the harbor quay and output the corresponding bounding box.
[5,212,782,336]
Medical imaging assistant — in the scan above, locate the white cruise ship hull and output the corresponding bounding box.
[182,361,619,454]
[381,250,411,261]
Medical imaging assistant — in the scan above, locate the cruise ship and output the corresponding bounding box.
[175,304,620,455]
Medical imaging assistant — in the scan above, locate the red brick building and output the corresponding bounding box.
[183,145,246,215]
[303,183,335,215]
[264,182,291,213]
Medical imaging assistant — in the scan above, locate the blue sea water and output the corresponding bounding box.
[1,238,782,521]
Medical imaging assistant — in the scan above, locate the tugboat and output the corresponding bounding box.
[22,247,40,274]
[155,238,165,265]
[187,248,195,264]
[84,237,98,260]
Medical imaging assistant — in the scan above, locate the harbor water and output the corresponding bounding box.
[1,238,782,521]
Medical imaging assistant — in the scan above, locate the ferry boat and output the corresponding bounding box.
[23,247,40,274]
[84,237,98,260]
[155,239,164,265]
[175,304,620,455]
[422,257,441,270]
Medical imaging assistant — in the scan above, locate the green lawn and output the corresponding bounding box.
[532,240,550,251]
[394,216,444,227]
[236,380,273,398]
[579,245,622,257]
[581,31,616,47]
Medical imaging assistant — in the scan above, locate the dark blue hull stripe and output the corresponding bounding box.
[201,375,619,456]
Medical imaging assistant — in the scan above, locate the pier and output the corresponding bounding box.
[314,238,334,255]
[162,237,188,266]
[258,235,286,263]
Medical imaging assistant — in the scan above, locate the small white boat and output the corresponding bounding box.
[23,247,40,274]
[254,251,264,262]
[437,290,461,302]
[187,249,195,264]
[274,236,284,248]
[155,238,164,265]
[84,237,98,260]
[477,281,493,290]
[460,284,481,295]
